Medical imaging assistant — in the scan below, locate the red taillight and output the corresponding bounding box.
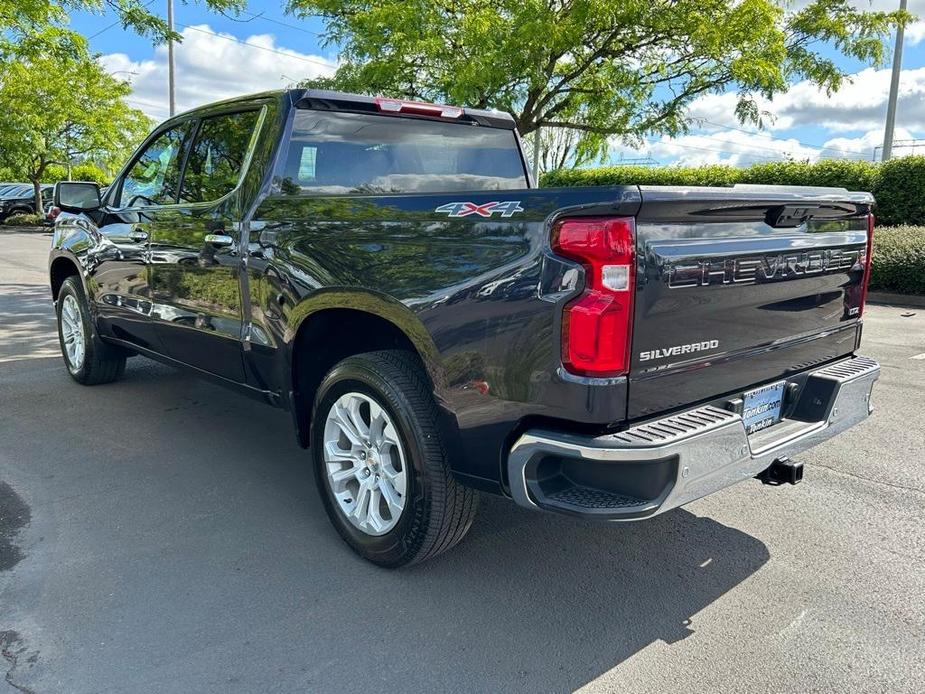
[859,212,875,316]
[374,97,464,119]
[553,217,636,377]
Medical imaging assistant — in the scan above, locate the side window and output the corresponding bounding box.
[180,110,260,204]
[119,124,190,207]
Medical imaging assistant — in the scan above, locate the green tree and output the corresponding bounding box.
[43,161,111,184]
[0,1,245,59]
[289,0,909,161]
[0,51,151,214]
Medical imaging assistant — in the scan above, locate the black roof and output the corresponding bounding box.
[165,89,517,130]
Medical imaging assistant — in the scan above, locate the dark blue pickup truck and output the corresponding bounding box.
[49,90,879,566]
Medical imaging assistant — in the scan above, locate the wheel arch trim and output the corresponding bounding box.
[283,290,449,449]
[284,289,442,378]
[48,249,87,301]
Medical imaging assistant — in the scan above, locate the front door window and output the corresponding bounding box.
[119,125,190,207]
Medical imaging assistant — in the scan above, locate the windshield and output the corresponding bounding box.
[280,111,528,195]
[0,185,30,198]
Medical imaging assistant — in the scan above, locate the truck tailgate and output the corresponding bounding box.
[629,185,872,420]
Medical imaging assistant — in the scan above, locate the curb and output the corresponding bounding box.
[1,226,50,234]
[867,291,925,308]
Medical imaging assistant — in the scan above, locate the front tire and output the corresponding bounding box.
[56,276,126,385]
[311,350,478,567]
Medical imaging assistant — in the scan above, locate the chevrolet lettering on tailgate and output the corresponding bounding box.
[668,249,861,288]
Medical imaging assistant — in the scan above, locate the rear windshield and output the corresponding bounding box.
[1,185,30,198]
[280,110,528,195]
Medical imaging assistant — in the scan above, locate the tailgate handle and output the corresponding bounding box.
[765,205,817,228]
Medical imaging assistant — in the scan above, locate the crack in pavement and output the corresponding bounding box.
[808,462,925,497]
[0,631,37,694]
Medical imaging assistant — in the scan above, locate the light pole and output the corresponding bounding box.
[167,0,176,117]
[882,0,907,162]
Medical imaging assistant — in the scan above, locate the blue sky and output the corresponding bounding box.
[70,0,925,167]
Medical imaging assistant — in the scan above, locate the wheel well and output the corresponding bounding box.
[50,257,80,300]
[291,308,424,447]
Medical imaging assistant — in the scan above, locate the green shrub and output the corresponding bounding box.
[738,159,878,192]
[871,156,925,226]
[870,225,925,295]
[542,159,884,190]
[3,212,44,227]
[541,157,925,226]
[542,163,742,188]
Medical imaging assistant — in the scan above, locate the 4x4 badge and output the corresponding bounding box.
[435,201,524,218]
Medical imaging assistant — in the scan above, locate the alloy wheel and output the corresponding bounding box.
[322,391,408,536]
[60,294,86,371]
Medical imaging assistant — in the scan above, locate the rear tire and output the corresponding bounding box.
[310,350,478,567]
[56,276,126,385]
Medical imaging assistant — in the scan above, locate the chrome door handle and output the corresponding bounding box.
[129,229,148,241]
[204,234,234,247]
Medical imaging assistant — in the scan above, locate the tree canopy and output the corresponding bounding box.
[0,0,245,59]
[289,0,909,160]
[0,50,151,213]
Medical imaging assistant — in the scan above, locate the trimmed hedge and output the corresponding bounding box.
[870,225,925,295]
[871,157,925,227]
[541,157,925,227]
[541,163,743,187]
[3,212,44,226]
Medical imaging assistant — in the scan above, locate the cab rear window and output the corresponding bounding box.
[280,111,528,195]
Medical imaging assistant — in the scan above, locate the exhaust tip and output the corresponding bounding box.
[757,457,804,486]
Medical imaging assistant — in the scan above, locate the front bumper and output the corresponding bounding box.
[507,355,880,520]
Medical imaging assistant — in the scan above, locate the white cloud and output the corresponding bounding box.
[762,67,925,132]
[681,66,925,136]
[905,19,925,44]
[100,24,337,121]
[684,92,745,131]
[638,63,925,166]
[678,0,925,138]
[823,126,918,159]
[610,128,823,167]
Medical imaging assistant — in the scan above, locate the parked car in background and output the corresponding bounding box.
[49,89,879,567]
[0,184,54,221]
[0,183,29,199]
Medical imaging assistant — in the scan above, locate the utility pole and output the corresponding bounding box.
[167,0,176,117]
[882,0,907,161]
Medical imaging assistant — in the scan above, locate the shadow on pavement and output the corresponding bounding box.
[0,283,59,362]
[0,273,770,692]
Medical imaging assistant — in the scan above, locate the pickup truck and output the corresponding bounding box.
[50,89,880,567]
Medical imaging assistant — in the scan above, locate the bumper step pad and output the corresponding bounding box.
[546,486,646,510]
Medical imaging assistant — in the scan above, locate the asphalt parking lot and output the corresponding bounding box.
[1,230,923,693]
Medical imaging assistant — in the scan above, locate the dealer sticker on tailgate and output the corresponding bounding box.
[742,381,785,435]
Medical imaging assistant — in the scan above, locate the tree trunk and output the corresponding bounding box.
[31,178,44,217]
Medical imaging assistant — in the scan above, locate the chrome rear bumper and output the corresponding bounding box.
[507,356,880,520]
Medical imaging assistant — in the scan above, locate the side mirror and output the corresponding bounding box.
[55,181,102,213]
